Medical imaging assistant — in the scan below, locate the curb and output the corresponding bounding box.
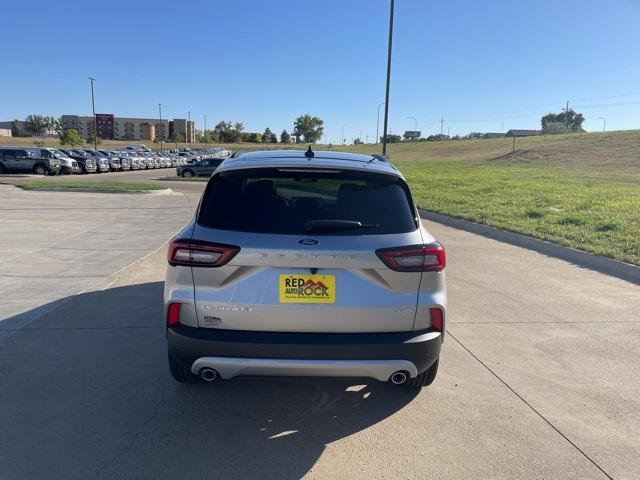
[16,187,174,195]
[419,209,640,286]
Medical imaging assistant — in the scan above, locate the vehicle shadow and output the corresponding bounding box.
[0,282,420,480]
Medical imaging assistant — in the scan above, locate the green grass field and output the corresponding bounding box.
[3,130,639,264]
[16,181,166,191]
[372,131,640,265]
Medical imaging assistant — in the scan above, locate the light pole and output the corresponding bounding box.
[406,116,417,131]
[376,102,385,144]
[188,110,192,148]
[598,116,606,132]
[341,124,347,145]
[204,114,207,148]
[158,103,163,152]
[381,0,395,156]
[88,77,97,150]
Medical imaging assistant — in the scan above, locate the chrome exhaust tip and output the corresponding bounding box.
[390,371,408,385]
[200,368,218,382]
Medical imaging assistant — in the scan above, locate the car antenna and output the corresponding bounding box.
[304,145,314,159]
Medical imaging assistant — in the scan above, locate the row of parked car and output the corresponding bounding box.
[0,146,231,176]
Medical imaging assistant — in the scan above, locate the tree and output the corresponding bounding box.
[280,129,291,144]
[269,131,277,143]
[11,120,24,137]
[24,114,50,136]
[541,122,568,135]
[426,134,449,141]
[86,134,102,145]
[262,128,274,143]
[59,129,84,146]
[171,132,185,144]
[541,110,585,133]
[293,114,324,143]
[242,132,261,143]
[53,117,63,136]
[203,132,214,143]
[214,121,244,142]
[353,138,363,145]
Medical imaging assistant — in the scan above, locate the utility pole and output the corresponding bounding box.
[88,77,97,150]
[440,115,444,137]
[381,0,395,156]
[376,102,385,144]
[158,103,163,153]
[341,124,346,145]
[406,116,418,131]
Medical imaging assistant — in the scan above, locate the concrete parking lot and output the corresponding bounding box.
[0,174,638,479]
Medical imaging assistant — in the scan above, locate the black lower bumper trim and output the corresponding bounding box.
[167,325,441,374]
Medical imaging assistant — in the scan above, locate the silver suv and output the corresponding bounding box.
[164,149,446,388]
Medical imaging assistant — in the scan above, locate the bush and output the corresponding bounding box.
[59,129,84,146]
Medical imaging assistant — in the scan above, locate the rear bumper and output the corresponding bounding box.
[167,325,441,380]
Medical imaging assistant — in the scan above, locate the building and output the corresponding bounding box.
[61,115,95,138]
[0,128,12,137]
[95,114,115,140]
[483,132,505,139]
[505,129,540,137]
[169,119,195,143]
[113,117,169,141]
[61,114,170,141]
[403,130,422,141]
[140,123,156,141]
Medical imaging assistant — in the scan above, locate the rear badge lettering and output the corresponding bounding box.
[199,305,254,313]
[203,315,223,326]
[279,274,336,304]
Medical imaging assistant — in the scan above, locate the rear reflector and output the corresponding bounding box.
[430,307,443,331]
[167,238,240,267]
[376,242,446,272]
[167,302,181,326]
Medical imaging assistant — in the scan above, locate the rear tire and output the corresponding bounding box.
[168,354,200,383]
[33,164,48,176]
[404,359,439,389]
[182,170,194,178]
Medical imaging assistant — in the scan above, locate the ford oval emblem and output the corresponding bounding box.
[298,239,319,246]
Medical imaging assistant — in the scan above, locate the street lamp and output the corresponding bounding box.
[406,116,418,131]
[376,102,385,144]
[188,110,192,148]
[158,103,163,152]
[88,77,97,150]
[341,124,347,145]
[204,114,207,148]
[381,0,395,156]
[598,116,606,132]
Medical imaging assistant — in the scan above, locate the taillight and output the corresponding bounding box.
[167,302,181,326]
[375,242,446,272]
[430,307,443,331]
[167,238,240,267]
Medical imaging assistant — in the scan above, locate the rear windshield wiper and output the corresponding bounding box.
[304,219,379,232]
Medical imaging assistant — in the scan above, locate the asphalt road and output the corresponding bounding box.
[0,171,639,479]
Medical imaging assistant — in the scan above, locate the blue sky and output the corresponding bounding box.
[2,0,640,141]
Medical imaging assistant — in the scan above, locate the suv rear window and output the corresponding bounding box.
[198,168,417,235]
